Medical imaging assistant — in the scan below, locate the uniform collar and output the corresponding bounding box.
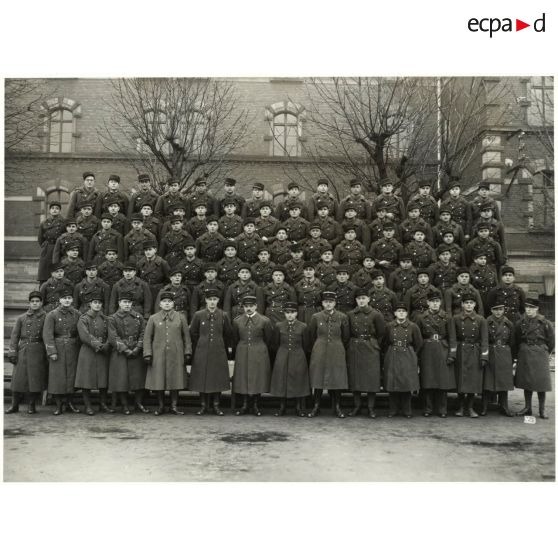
[354,306,371,314]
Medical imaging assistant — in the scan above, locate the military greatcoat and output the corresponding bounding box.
[485,315,515,392]
[8,309,48,393]
[307,309,350,390]
[75,310,110,390]
[263,282,297,323]
[295,278,324,325]
[38,215,67,281]
[232,313,274,395]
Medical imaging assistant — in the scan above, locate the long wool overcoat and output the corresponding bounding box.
[107,309,146,392]
[189,308,233,393]
[308,309,350,390]
[143,310,192,391]
[43,306,81,394]
[485,315,515,392]
[8,309,48,393]
[269,319,311,398]
[75,310,110,390]
[232,313,274,395]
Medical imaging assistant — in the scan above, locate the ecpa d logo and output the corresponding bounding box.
[468,13,546,37]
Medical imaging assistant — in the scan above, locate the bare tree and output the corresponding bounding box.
[5,79,52,150]
[98,78,251,194]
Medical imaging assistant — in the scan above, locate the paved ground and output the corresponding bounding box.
[4,387,554,481]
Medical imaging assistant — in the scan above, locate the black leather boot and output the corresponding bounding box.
[454,394,465,417]
[480,391,489,416]
[466,394,479,418]
[169,390,184,415]
[5,393,21,414]
[120,392,131,415]
[348,392,362,417]
[235,394,249,416]
[134,390,150,413]
[498,392,514,417]
[274,398,286,416]
[332,390,345,418]
[99,389,115,413]
[252,394,262,416]
[196,393,208,415]
[212,393,225,416]
[367,393,376,418]
[27,393,38,414]
[296,397,306,417]
[83,390,95,416]
[66,395,81,414]
[154,392,165,416]
[308,389,322,417]
[517,390,533,416]
[538,392,549,419]
[53,396,64,416]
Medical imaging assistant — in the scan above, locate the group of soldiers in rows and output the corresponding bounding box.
[5,171,554,418]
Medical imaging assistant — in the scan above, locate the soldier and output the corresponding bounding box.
[353,253,382,291]
[404,269,442,321]
[341,204,371,248]
[236,218,264,264]
[471,181,501,222]
[189,288,234,416]
[88,213,124,264]
[388,252,417,299]
[315,247,339,288]
[334,224,366,276]
[155,269,191,321]
[43,290,82,415]
[307,291,351,418]
[326,266,358,314]
[219,200,244,239]
[241,182,266,220]
[302,223,331,264]
[139,202,161,239]
[254,201,280,242]
[232,295,274,416]
[515,298,554,419]
[40,262,75,313]
[52,217,88,264]
[448,294,489,418]
[97,248,124,289]
[368,207,402,246]
[338,178,372,222]
[312,201,343,247]
[444,267,484,316]
[383,302,423,418]
[346,289,386,418]
[400,202,434,245]
[5,291,48,414]
[38,201,67,282]
[74,261,110,313]
[438,229,466,266]
[432,208,465,248]
[76,201,99,243]
[471,202,507,258]
[75,292,112,415]
[268,226,292,264]
[186,200,209,240]
[486,266,526,323]
[307,178,339,221]
[195,217,226,262]
[251,247,276,287]
[408,179,439,226]
[135,239,170,310]
[481,303,515,417]
[369,222,403,278]
[107,294,148,414]
[284,242,305,285]
[66,171,101,218]
[154,176,184,218]
[158,215,195,269]
[263,266,297,324]
[406,226,436,269]
[295,262,325,325]
[439,181,473,240]
[428,247,458,295]
[371,178,406,222]
[218,177,245,217]
[190,263,226,315]
[282,201,310,242]
[223,265,264,320]
[270,301,312,417]
[124,213,157,264]
[127,173,160,218]
[109,261,152,317]
[275,182,309,221]
[60,242,85,284]
[368,270,398,322]
[469,252,498,314]
[95,174,129,218]
[143,292,192,415]
[159,203,188,238]
[217,241,245,287]
[465,221,505,268]
[106,200,130,237]
[416,292,455,418]
[176,240,205,296]
[183,176,218,219]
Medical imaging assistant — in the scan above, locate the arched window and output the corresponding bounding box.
[41,98,81,153]
[265,101,305,157]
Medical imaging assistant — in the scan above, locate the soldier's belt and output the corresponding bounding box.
[354,335,372,340]
[492,341,508,347]
[19,338,41,347]
[393,341,408,347]
[525,340,546,346]
[425,334,444,341]
[55,335,78,342]
[460,341,478,346]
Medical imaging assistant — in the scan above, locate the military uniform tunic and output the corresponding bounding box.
[368,287,398,322]
[53,232,88,264]
[128,190,160,218]
[514,314,554,392]
[97,260,124,289]
[325,280,358,314]
[406,240,436,269]
[308,309,350,390]
[73,277,110,313]
[43,306,81,394]
[404,284,442,320]
[109,277,153,317]
[346,306,385,392]
[107,309,147,392]
[311,217,343,247]
[274,197,309,221]
[340,218,371,248]
[217,256,245,287]
[76,214,100,242]
[241,197,265,220]
[282,216,310,242]
[486,284,526,323]
[371,194,406,222]
[195,232,226,262]
[284,259,305,285]
[307,193,338,221]
[353,267,383,291]
[108,213,130,237]
[38,215,67,281]
[427,262,457,293]
[88,229,124,264]
[485,315,515,392]
[334,240,366,276]
[95,190,130,218]
[223,280,265,320]
[124,229,157,263]
[159,230,195,269]
[67,187,101,218]
[61,257,85,284]
[432,220,465,247]
[302,238,332,264]
[218,193,246,218]
[75,310,110,390]
[295,278,325,325]
[315,261,339,288]
[470,263,498,312]
[400,218,434,245]
[142,215,161,239]
[251,261,276,287]
[190,280,226,315]
[368,218,402,244]
[155,284,191,319]
[8,309,48,393]
[254,216,280,240]
[183,192,218,219]
[388,267,418,299]
[439,196,472,237]
[369,237,403,276]
[40,277,75,313]
[439,242,466,267]
[408,194,439,226]
[471,195,501,222]
[338,195,372,221]
[269,239,292,264]
[263,282,297,323]
[186,216,209,240]
[154,192,184,218]
[176,257,205,294]
[236,233,264,264]
[444,284,484,316]
[218,214,244,239]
